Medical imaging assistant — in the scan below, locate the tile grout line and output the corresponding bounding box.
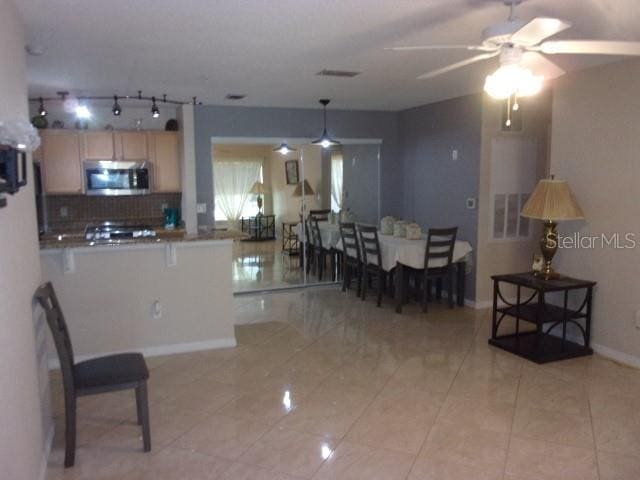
[401,315,481,480]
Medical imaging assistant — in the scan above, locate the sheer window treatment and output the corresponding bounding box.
[331,155,343,212]
[214,160,262,227]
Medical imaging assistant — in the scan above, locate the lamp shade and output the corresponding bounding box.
[521,178,584,221]
[249,181,270,195]
[292,179,315,197]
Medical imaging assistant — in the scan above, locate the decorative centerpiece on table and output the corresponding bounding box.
[381,216,396,235]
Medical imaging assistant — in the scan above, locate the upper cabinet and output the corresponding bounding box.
[40,131,83,194]
[149,132,181,192]
[115,132,148,160]
[83,131,115,160]
[37,129,180,194]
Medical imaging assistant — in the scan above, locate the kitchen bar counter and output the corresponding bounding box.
[40,228,248,249]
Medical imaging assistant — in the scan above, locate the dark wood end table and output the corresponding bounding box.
[489,272,596,364]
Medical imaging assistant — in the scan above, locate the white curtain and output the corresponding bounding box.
[214,160,262,228]
[331,155,343,212]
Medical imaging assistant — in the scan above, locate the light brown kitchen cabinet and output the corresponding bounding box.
[149,132,181,192]
[40,131,83,194]
[115,132,148,160]
[83,131,115,159]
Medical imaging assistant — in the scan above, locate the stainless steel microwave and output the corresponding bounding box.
[84,161,151,196]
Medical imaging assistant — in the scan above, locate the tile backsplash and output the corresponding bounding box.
[44,193,181,232]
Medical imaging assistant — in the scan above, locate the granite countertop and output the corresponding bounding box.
[39,228,249,249]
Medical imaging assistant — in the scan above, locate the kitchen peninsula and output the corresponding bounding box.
[40,228,247,364]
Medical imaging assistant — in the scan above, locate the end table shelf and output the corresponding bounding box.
[489,272,596,364]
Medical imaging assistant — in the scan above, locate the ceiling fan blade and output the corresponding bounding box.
[521,52,565,79]
[510,17,572,47]
[540,40,640,56]
[385,44,496,52]
[417,51,500,80]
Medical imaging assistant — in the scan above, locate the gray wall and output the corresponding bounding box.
[399,94,483,299]
[193,105,401,227]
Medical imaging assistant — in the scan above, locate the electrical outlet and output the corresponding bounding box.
[161,203,168,212]
[60,206,68,217]
[466,198,476,210]
[196,203,207,214]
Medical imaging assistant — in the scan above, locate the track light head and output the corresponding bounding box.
[151,96,160,118]
[38,97,47,117]
[112,95,121,116]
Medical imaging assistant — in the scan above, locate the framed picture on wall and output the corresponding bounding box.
[285,160,299,185]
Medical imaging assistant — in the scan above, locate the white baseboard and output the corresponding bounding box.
[468,297,518,310]
[48,337,237,370]
[591,342,640,370]
[38,423,54,480]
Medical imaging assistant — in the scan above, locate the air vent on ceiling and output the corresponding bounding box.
[316,69,361,78]
[225,94,246,100]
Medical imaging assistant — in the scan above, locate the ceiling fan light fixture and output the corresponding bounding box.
[484,64,543,99]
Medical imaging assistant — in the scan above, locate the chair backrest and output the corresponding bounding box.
[425,227,458,269]
[311,217,323,249]
[34,282,75,391]
[339,222,360,262]
[308,209,330,222]
[358,224,382,268]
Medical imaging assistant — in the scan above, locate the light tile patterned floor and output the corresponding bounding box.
[47,287,640,479]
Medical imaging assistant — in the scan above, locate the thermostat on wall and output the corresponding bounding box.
[466,198,477,210]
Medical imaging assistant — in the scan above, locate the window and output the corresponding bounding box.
[213,160,263,222]
[330,154,343,212]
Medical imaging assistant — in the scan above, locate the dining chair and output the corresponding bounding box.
[338,222,361,294]
[358,224,388,307]
[34,282,151,468]
[419,227,458,312]
[310,216,332,281]
[300,214,314,274]
[308,209,331,221]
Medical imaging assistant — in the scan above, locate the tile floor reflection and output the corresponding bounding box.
[232,240,336,292]
[47,288,640,479]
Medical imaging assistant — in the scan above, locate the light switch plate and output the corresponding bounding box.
[196,203,207,214]
[452,149,459,161]
[466,198,476,210]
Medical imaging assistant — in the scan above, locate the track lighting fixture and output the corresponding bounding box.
[274,142,297,155]
[312,99,340,148]
[151,96,160,118]
[38,97,47,117]
[112,95,121,116]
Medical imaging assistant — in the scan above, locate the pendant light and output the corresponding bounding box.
[312,99,340,148]
[151,96,160,118]
[112,95,122,116]
[274,142,297,155]
[38,97,47,117]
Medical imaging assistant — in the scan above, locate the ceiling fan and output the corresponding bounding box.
[387,0,640,99]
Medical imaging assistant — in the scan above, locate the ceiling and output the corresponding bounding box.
[17,0,640,111]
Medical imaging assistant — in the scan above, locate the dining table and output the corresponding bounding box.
[334,229,472,313]
[296,221,473,312]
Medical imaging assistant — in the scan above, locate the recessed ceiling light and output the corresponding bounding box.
[225,94,246,100]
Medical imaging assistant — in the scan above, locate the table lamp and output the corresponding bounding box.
[521,176,584,279]
[292,179,315,216]
[249,181,270,215]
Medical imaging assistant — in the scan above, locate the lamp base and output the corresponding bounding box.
[535,220,561,280]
